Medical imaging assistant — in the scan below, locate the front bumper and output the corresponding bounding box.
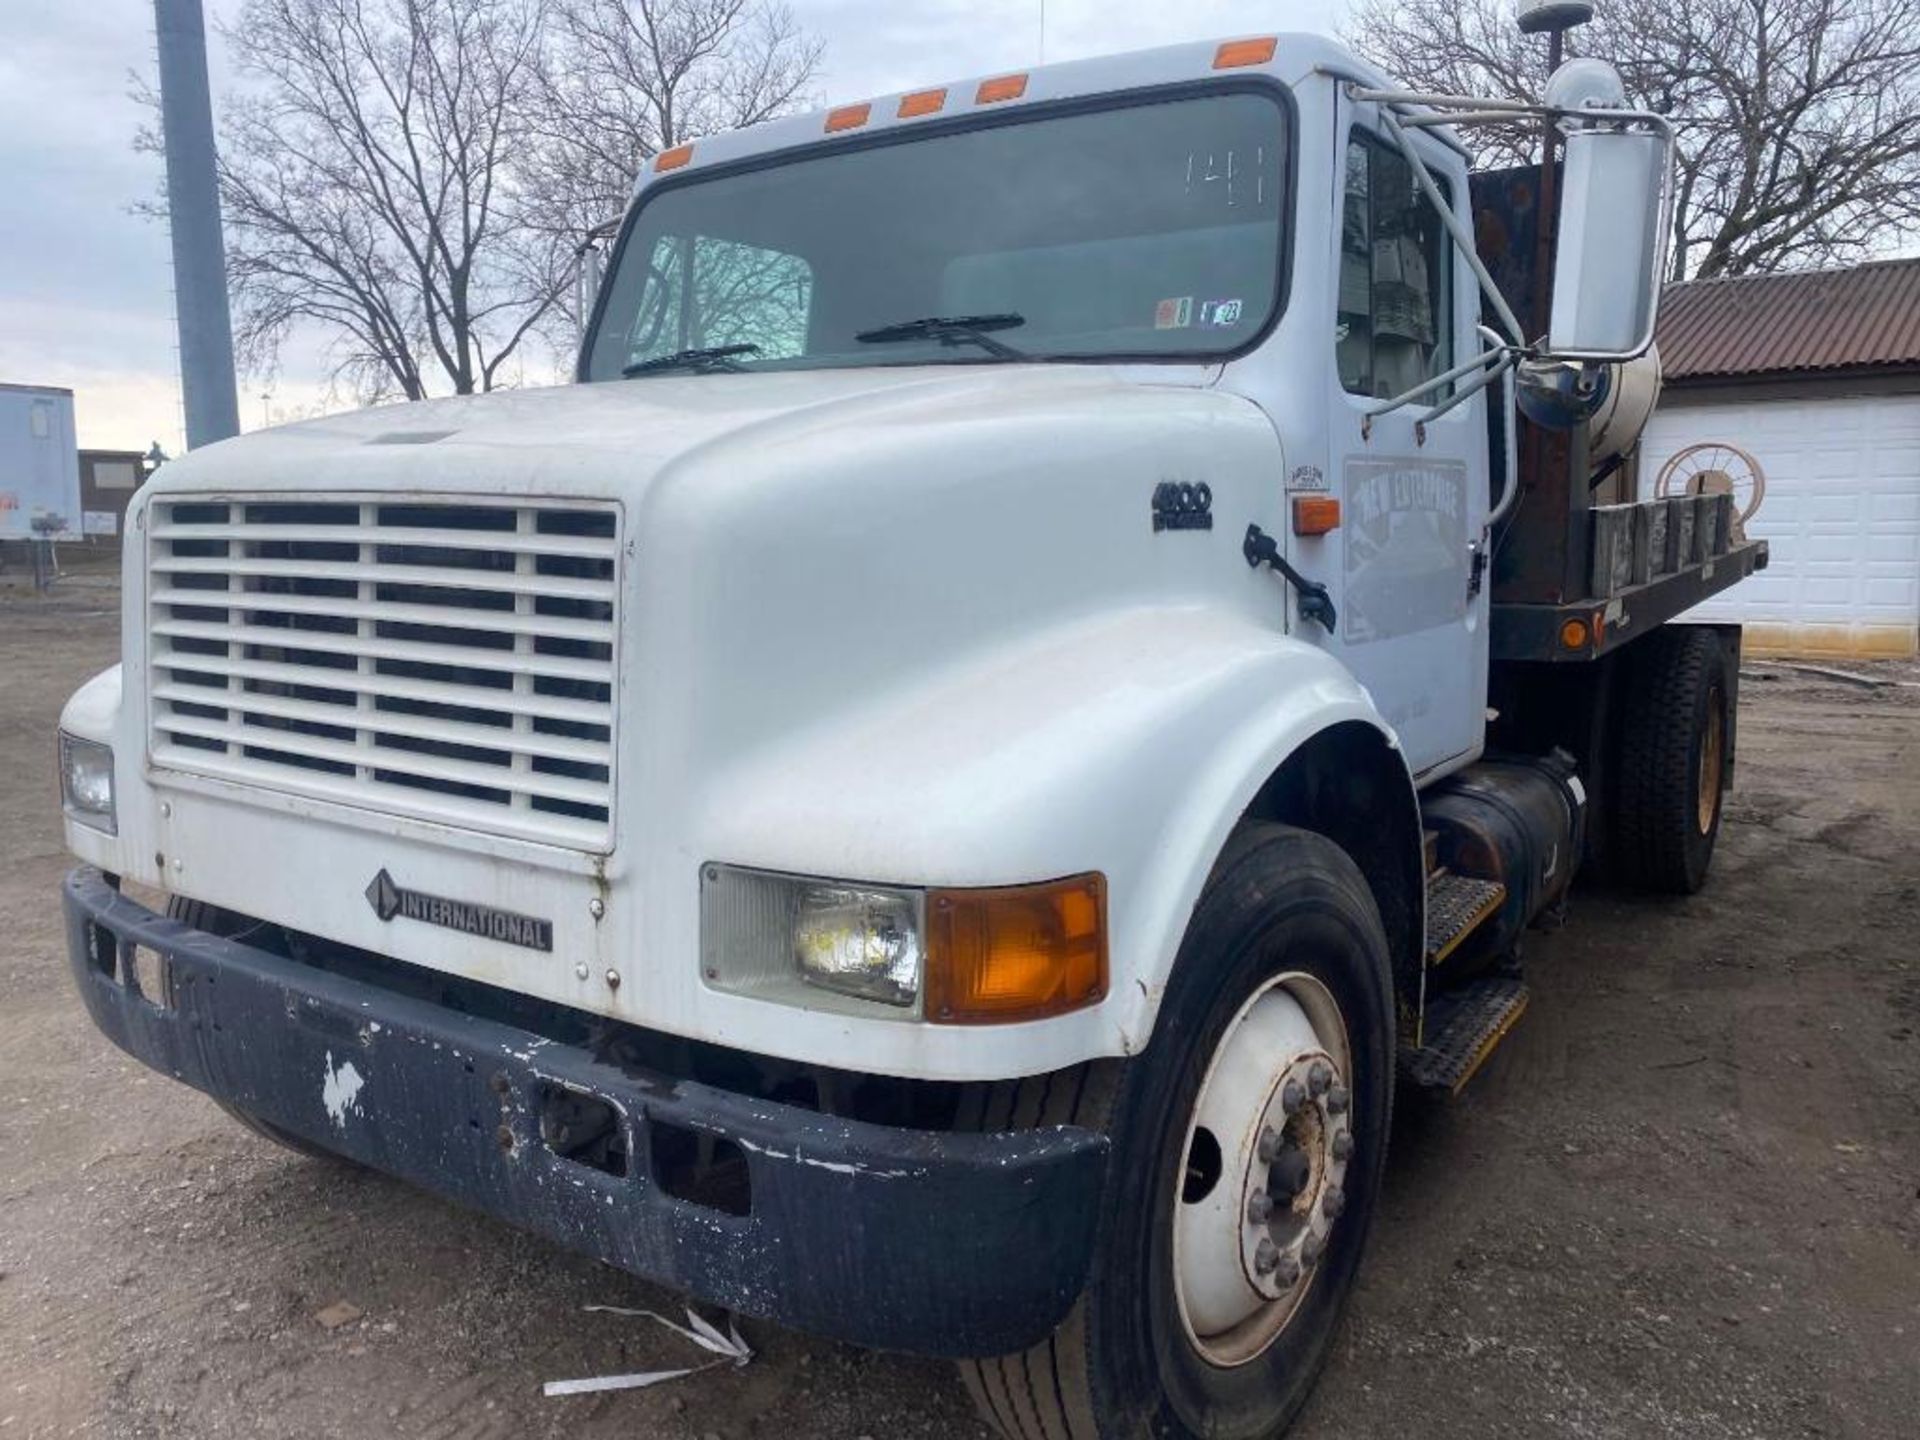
[62,868,1106,1357]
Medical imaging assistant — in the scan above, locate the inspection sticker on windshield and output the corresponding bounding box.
[1199,298,1245,329]
[1154,297,1194,330]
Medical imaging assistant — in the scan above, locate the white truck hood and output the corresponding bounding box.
[153,366,1169,500]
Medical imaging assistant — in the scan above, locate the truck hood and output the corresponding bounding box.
[151,366,1185,500]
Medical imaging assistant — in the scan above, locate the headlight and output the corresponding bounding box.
[58,732,116,835]
[795,885,923,1004]
[703,867,924,1013]
[702,865,1108,1023]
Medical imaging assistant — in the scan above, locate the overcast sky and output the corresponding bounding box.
[0,0,1347,453]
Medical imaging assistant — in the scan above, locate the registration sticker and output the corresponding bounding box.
[1199,298,1245,329]
[1154,297,1194,330]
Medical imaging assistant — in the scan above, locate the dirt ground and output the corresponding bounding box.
[2,592,1916,1440]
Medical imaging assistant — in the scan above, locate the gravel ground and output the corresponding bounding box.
[1,596,1916,1440]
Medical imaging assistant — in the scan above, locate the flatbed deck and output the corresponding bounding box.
[1491,538,1770,662]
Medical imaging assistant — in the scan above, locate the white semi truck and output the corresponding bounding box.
[56,32,1766,1438]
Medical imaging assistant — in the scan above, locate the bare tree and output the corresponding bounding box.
[526,0,821,328]
[1348,0,1920,279]
[195,0,818,403]
[213,0,565,400]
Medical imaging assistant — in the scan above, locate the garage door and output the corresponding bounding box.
[1639,392,1920,658]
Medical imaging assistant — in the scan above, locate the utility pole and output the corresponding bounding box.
[154,0,241,449]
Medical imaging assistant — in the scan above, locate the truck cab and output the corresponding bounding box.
[54,32,1762,1439]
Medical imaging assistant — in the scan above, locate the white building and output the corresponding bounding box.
[1640,258,1920,659]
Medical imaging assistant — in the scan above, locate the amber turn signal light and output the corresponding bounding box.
[1560,617,1591,651]
[1291,496,1341,536]
[926,874,1106,1024]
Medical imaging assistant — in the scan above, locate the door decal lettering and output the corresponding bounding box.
[1342,458,1469,643]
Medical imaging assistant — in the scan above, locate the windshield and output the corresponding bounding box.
[583,89,1290,380]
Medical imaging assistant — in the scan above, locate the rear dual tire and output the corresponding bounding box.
[1609,626,1736,895]
[959,824,1395,1439]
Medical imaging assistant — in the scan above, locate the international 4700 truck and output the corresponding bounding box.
[57,31,1767,1438]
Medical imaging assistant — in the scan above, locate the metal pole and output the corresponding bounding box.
[1532,29,1563,343]
[155,0,241,449]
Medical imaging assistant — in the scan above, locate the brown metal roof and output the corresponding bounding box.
[1655,258,1920,381]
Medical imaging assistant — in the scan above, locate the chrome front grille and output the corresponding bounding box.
[147,497,621,850]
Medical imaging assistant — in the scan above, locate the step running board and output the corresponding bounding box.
[1425,871,1506,967]
[1403,977,1530,1094]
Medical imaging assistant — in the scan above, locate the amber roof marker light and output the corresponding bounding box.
[976,74,1030,105]
[1214,37,1279,69]
[825,102,872,133]
[653,144,694,173]
[898,88,948,118]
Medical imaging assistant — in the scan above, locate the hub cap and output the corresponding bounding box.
[1172,973,1353,1368]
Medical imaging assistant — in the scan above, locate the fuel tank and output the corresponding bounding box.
[1422,751,1587,973]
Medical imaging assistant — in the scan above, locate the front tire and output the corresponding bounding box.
[959,824,1396,1439]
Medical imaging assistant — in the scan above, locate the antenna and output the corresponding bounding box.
[1038,0,1046,63]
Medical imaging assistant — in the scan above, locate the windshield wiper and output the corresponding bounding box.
[854,314,1028,360]
[622,344,760,377]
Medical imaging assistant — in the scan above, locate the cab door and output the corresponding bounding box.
[1297,112,1489,779]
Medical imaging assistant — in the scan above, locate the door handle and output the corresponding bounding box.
[1244,524,1337,633]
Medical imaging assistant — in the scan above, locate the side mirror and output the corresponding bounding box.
[1548,114,1673,361]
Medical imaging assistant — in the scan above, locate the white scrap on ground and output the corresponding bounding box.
[542,1305,753,1398]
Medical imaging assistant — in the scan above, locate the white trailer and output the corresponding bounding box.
[0,383,81,543]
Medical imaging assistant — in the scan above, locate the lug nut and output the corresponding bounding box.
[1301,1233,1325,1267]
[1274,1252,1303,1286]
[1281,1079,1306,1115]
[1257,1125,1280,1165]
[1331,1131,1354,1163]
[1248,1190,1274,1224]
[1322,1188,1346,1220]
[1254,1238,1280,1275]
[1308,1061,1332,1097]
[1326,1084,1350,1115]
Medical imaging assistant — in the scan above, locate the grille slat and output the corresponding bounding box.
[150,587,614,641]
[151,555,618,603]
[152,687,612,765]
[149,498,620,849]
[152,619,614,684]
[150,715,609,802]
[147,653,610,724]
[152,522,618,559]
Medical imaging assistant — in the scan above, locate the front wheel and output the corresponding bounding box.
[959,824,1396,1439]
